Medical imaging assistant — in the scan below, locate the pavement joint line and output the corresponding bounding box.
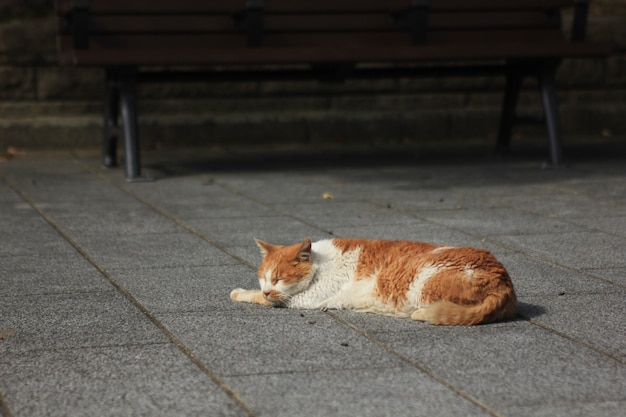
[119,183,260,271]
[0,289,117,299]
[519,317,626,366]
[326,311,506,417]
[2,177,259,417]
[482,196,626,240]
[0,341,171,356]
[223,364,408,379]
[71,156,260,271]
[2,341,173,356]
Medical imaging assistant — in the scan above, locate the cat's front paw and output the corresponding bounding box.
[230,288,272,306]
[230,288,246,301]
[317,300,342,311]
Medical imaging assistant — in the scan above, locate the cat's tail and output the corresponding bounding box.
[411,292,517,326]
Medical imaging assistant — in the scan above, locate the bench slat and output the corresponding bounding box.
[56,0,240,14]
[56,0,577,14]
[60,44,609,67]
[59,35,608,66]
[261,0,575,13]
[62,11,550,35]
[61,30,564,50]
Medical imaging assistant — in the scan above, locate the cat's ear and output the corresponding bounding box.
[296,237,312,263]
[254,238,275,257]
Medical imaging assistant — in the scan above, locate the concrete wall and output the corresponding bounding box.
[1,1,625,152]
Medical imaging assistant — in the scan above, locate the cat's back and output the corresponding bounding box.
[330,238,438,269]
[331,238,437,258]
[327,238,509,282]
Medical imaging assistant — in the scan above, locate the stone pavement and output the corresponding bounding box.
[0,145,625,417]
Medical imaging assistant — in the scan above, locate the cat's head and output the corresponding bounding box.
[254,237,315,306]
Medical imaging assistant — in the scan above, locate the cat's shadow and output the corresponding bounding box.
[516,301,547,320]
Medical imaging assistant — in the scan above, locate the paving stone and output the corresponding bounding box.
[43,207,184,235]
[8,178,142,210]
[218,174,362,204]
[0,183,23,203]
[222,244,264,267]
[0,344,247,417]
[275,201,417,230]
[418,207,585,236]
[184,216,331,247]
[343,184,492,211]
[0,202,51,232]
[328,221,504,250]
[494,232,626,269]
[158,309,406,377]
[495,251,618,296]
[0,229,76,257]
[494,191,626,218]
[0,291,168,352]
[69,232,241,270]
[553,177,626,204]
[580,267,626,287]
[0,263,112,296]
[224,366,493,417]
[501,400,626,417]
[566,215,626,237]
[372,325,626,409]
[109,264,257,313]
[520,292,626,358]
[124,180,278,218]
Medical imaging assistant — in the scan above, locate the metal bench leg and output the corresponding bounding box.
[538,65,564,167]
[102,71,119,167]
[119,75,142,180]
[496,69,523,154]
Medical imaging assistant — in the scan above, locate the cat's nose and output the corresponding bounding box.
[263,290,271,297]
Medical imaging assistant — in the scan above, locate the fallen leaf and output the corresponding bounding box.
[7,146,26,156]
[0,329,16,341]
[322,192,335,200]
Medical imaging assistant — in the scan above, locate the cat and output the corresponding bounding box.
[230,237,517,325]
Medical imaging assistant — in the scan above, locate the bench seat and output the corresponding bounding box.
[56,0,611,179]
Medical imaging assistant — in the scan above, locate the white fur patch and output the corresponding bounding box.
[260,268,273,292]
[431,246,454,253]
[404,265,439,311]
[288,239,359,309]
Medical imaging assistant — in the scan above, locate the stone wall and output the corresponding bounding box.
[0,1,625,151]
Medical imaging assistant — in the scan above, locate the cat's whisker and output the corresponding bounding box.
[277,293,292,306]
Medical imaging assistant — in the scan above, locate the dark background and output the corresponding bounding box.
[1,1,624,152]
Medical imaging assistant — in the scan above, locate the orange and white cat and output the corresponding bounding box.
[230,237,517,325]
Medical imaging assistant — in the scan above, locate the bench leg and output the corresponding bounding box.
[102,72,119,167]
[119,76,142,180]
[496,70,523,154]
[538,65,564,167]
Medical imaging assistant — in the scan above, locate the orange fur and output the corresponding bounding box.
[232,238,517,325]
[256,238,314,287]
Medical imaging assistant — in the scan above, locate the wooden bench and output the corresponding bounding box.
[56,0,610,180]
